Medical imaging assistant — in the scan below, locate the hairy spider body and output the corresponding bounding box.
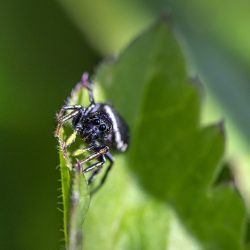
[72,104,129,152]
[56,73,129,194]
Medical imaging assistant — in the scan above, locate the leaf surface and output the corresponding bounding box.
[58,21,247,250]
[84,22,247,250]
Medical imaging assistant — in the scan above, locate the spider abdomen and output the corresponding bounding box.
[101,104,129,152]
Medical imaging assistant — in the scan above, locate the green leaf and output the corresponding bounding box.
[82,22,247,249]
[59,149,71,245]
[57,0,250,213]
[69,164,90,250]
[57,21,247,250]
[58,134,91,249]
[57,112,90,249]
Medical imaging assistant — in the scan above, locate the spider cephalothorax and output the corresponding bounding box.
[55,73,129,194]
[73,111,113,145]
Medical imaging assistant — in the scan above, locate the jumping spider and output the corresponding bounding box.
[55,73,129,193]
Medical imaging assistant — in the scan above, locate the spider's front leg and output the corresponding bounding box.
[55,105,84,159]
[80,72,95,105]
[77,146,109,170]
[70,72,95,106]
[76,146,109,186]
[76,146,114,195]
[55,105,83,137]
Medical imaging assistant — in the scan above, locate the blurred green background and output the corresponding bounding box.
[1,0,250,249]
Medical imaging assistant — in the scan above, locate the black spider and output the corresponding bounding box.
[55,73,129,193]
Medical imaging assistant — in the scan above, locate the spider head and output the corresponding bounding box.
[79,112,113,144]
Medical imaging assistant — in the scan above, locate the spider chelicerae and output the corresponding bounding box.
[55,73,130,193]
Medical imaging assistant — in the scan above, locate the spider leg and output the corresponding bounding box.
[61,131,95,160]
[55,110,78,137]
[87,79,95,104]
[80,73,95,104]
[76,155,106,189]
[58,110,79,123]
[74,146,109,191]
[57,105,82,119]
[78,146,109,168]
[91,152,114,195]
[87,168,102,185]
[55,105,83,137]
[72,145,95,157]
[62,104,83,111]
[55,105,84,159]
[57,105,83,121]
[84,155,106,181]
[71,72,95,104]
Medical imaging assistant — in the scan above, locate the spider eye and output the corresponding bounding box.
[99,124,106,131]
[93,118,100,125]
